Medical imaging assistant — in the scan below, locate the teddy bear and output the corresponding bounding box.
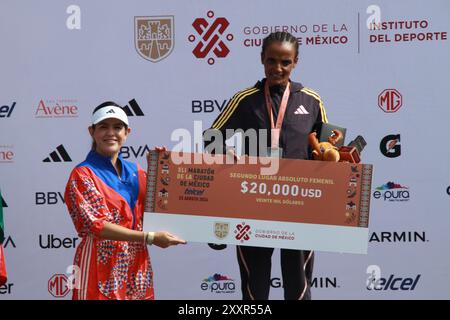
[308,129,343,162]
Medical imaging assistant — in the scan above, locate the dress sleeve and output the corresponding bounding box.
[64,168,110,237]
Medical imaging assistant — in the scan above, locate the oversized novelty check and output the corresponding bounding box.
[143,151,372,254]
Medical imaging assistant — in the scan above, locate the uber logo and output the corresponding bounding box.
[35,192,65,205]
[39,234,78,249]
[0,283,14,294]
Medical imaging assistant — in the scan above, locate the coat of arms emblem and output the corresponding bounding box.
[214,222,229,239]
[135,16,174,62]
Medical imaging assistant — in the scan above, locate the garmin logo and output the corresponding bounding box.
[369,231,427,243]
[311,277,339,288]
[271,277,338,289]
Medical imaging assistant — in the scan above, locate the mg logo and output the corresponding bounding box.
[378,89,403,113]
[234,222,251,242]
[48,274,69,298]
[188,11,233,65]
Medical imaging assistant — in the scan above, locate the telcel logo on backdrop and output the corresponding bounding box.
[380,134,401,158]
[378,89,403,113]
[35,99,78,118]
[134,16,174,62]
[0,102,16,118]
[366,265,421,291]
[0,145,14,163]
[373,181,409,201]
[201,274,235,294]
[188,11,234,65]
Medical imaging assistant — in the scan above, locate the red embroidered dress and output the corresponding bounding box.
[65,150,154,300]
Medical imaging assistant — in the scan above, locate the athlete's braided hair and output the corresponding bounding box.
[261,31,299,60]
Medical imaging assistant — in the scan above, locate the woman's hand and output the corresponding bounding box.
[152,231,187,248]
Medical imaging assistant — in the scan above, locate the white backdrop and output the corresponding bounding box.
[1,0,449,299]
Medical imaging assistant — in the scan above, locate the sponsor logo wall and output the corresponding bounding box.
[0,0,449,299]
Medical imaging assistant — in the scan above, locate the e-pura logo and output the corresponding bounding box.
[201,273,235,294]
[188,11,233,65]
[373,181,409,202]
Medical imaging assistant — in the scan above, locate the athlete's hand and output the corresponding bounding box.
[153,231,187,248]
[226,147,240,162]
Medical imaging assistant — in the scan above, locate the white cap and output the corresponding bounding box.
[92,105,129,126]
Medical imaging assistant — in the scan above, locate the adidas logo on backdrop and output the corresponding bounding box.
[43,145,72,162]
[123,99,144,116]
